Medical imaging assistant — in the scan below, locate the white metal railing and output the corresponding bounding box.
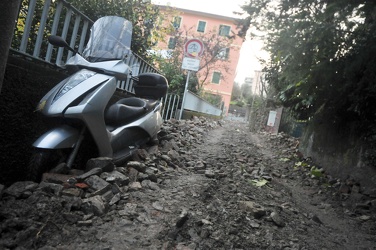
[161,94,180,120]
[12,0,159,93]
[183,91,223,117]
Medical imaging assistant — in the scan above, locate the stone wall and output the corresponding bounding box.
[299,120,376,192]
[0,54,67,185]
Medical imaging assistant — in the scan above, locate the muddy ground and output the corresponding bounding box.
[1,118,376,250]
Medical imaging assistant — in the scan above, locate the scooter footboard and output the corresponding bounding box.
[32,125,79,149]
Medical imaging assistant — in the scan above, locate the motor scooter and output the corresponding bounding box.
[28,16,168,181]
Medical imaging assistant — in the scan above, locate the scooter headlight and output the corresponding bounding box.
[53,69,96,102]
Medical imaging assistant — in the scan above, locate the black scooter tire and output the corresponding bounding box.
[27,149,61,182]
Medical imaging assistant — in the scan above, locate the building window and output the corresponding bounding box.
[216,48,230,60]
[219,25,231,36]
[212,71,221,84]
[168,37,176,49]
[172,16,182,29]
[197,21,206,33]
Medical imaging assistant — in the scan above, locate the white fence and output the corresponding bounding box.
[12,0,159,93]
[183,91,222,117]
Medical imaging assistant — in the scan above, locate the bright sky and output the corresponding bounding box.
[152,0,268,84]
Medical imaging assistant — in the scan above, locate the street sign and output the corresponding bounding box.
[182,57,200,71]
[180,38,204,120]
[184,38,204,58]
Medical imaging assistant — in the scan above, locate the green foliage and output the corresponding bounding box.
[239,0,376,131]
[151,50,199,96]
[310,166,323,178]
[233,100,245,107]
[231,81,242,101]
[200,92,223,107]
[13,0,55,54]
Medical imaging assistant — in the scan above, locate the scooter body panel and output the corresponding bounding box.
[32,125,79,149]
[64,76,117,157]
[39,72,112,116]
[111,102,162,138]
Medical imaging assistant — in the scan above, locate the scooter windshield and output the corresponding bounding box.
[82,16,132,62]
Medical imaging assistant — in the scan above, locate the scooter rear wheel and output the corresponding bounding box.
[27,149,64,182]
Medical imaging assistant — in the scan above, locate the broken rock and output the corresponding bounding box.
[81,195,108,216]
[127,161,146,173]
[85,175,112,195]
[270,211,286,227]
[4,181,39,198]
[86,157,115,172]
[239,201,267,219]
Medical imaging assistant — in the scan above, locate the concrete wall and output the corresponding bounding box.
[299,120,376,192]
[0,55,67,185]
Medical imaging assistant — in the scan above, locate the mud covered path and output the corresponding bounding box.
[1,120,375,249]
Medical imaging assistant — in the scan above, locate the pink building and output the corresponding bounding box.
[157,6,244,114]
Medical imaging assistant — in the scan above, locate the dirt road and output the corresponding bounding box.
[1,119,375,249]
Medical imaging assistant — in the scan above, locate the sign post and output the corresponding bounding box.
[180,38,204,120]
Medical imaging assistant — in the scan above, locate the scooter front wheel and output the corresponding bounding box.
[27,148,65,182]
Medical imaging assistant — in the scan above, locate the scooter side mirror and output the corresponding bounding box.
[48,35,77,54]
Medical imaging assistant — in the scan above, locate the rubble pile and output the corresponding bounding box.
[0,117,221,249]
[0,118,375,250]
[262,132,376,222]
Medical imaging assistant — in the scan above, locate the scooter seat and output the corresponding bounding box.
[105,97,157,126]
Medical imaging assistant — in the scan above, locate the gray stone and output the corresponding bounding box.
[138,173,149,182]
[147,145,159,155]
[61,188,84,197]
[270,211,286,227]
[194,161,206,171]
[146,172,158,183]
[101,190,115,202]
[38,182,63,195]
[358,215,371,221]
[109,193,121,206]
[205,169,215,178]
[77,220,93,227]
[111,183,122,195]
[101,170,129,187]
[239,201,266,219]
[167,150,180,160]
[82,195,107,216]
[118,203,138,217]
[75,167,103,181]
[4,181,39,198]
[127,161,146,173]
[85,175,111,195]
[128,167,139,183]
[250,220,261,228]
[141,180,160,190]
[176,209,189,228]
[161,154,172,162]
[42,173,73,184]
[63,196,82,211]
[62,213,81,224]
[86,157,115,172]
[129,182,142,191]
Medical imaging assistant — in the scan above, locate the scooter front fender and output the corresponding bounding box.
[32,125,79,149]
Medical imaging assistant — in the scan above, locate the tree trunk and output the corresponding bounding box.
[0,0,21,94]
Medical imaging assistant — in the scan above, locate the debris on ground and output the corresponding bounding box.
[1,117,375,249]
